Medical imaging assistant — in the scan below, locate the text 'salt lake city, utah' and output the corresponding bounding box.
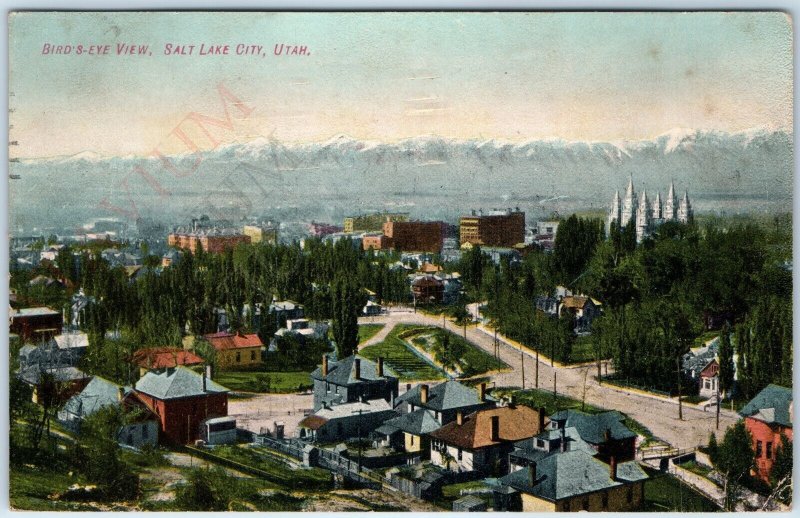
[7,11,794,513]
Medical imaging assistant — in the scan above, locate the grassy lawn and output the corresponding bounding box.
[679,460,714,478]
[10,462,100,511]
[643,467,719,512]
[407,325,509,377]
[213,371,312,393]
[495,387,653,440]
[438,479,494,509]
[569,335,602,364]
[358,323,385,344]
[360,325,446,381]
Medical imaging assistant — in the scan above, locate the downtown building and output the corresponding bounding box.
[607,178,693,243]
[459,208,526,248]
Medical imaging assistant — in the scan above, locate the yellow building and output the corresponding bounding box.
[498,451,647,512]
[203,332,263,370]
[243,224,278,244]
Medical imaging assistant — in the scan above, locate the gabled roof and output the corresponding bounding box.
[62,376,132,418]
[396,380,494,411]
[500,450,648,502]
[133,347,205,369]
[19,365,89,385]
[298,414,328,430]
[548,409,636,444]
[312,398,395,420]
[739,384,793,428]
[383,408,441,436]
[429,405,543,450]
[11,307,60,318]
[135,366,228,400]
[310,354,398,385]
[560,296,589,310]
[204,332,263,350]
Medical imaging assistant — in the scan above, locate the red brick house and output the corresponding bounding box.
[412,275,444,305]
[134,366,229,444]
[738,384,793,482]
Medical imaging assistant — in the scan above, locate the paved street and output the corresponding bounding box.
[358,309,738,449]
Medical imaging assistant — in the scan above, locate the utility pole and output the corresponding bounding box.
[352,408,365,472]
[520,344,525,390]
[535,348,539,388]
[553,370,557,398]
[676,355,683,421]
[715,376,720,430]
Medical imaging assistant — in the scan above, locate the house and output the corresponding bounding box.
[376,408,441,457]
[558,296,602,333]
[134,366,229,444]
[58,376,159,448]
[546,409,638,461]
[9,307,63,342]
[309,355,399,412]
[297,398,397,442]
[429,404,545,475]
[496,449,648,512]
[268,300,305,326]
[18,365,91,405]
[19,332,88,371]
[395,381,496,426]
[682,337,730,399]
[132,347,205,377]
[412,275,444,305]
[203,331,263,370]
[738,384,793,482]
[698,360,720,399]
[362,300,383,316]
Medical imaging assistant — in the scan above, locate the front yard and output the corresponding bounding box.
[213,371,312,394]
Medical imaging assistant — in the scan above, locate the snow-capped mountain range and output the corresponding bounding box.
[9,127,793,232]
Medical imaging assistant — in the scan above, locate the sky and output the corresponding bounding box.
[8,11,794,158]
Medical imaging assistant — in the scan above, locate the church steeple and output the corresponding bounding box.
[678,190,693,224]
[664,181,678,221]
[621,175,636,227]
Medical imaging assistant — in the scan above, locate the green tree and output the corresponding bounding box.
[769,433,792,504]
[331,276,362,358]
[713,421,754,510]
[718,323,735,398]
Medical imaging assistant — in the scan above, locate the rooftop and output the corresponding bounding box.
[383,408,441,436]
[430,405,543,450]
[204,332,263,350]
[11,307,60,317]
[62,376,131,418]
[739,384,793,428]
[548,409,637,444]
[500,449,648,502]
[310,354,398,385]
[396,380,494,412]
[135,366,228,400]
[132,347,205,369]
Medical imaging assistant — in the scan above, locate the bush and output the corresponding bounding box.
[175,467,224,511]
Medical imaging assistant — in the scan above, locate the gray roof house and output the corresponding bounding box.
[739,384,793,428]
[310,354,399,411]
[395,380,497,425]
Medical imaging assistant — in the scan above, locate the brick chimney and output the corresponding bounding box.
[354,358,361,380]
[478,382,486,401]
[457,411,463,425]
[406,383,411,392]
[528,462,537,485]
[609,456,618,481]
[538,407,546,432]
[377,357,384,377]
[322,354,328,376]
[604,428,611,443]
[490,415,500,441]
[420,384,429,404]
[560,426,567,452]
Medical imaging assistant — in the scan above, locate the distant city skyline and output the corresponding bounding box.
[9,11,793,158]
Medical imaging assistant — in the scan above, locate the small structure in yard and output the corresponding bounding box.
[738,384,793,483]
[201,416,237,445]
[453,494,487,512]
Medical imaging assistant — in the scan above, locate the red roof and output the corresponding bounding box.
[133,347,205,369]
[430,405,543,450]
[204,332,263,350]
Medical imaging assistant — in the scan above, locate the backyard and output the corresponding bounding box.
[213,371,313,394]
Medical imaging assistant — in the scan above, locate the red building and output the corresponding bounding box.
[383,221,445,253]
[10,307,63,342]
[459,209,525,248]
[412,275,444,304]
[738,384,793,482]
[134,366,229,444]
[168,228,250,254]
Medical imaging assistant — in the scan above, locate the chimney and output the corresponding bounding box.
[490,415,500,441]
[478,382,486,401]
[117,386,125,402]
[609,456,618,481]
[538,408,545,432]
[457,411,463,426]
[560,426,567,452]
[206,364,212,380]
[322,354,328,376]
[354,358,361,380]
[604,428,611,443]
[420,384,429,404]
[528,463,537,485]
[406,383,411,393]
[377,357,384,377]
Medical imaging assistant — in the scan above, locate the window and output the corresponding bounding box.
[335,385,339,394]
[236,352,241,362]
[602,492,608,509]
[250,350,256,361]
[457,448,463,461]
[756,440,763,458]
[766,441,773,459]
[410,435,415,446]
[536,439,545,449]
[326,382,330,393]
